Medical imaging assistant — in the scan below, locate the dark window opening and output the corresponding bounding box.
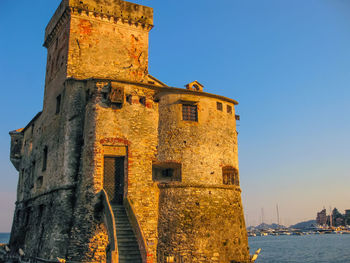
[38,205,44,220]
[227,105,232,114]
[42,146,48,171]
[161,169,173,177]
[31,123,35,135]
[152,162,181,182]
[85,89,90,104]
[139,96,146,106]
[30,161,36,189]
[126,94,132,104]
[56,94,61,114]
[37,176,43,188]
[31,161,36,178]
[222,166,239,186]
[182,104,198,122]
[24,208,32,228]
[217,102,223,111]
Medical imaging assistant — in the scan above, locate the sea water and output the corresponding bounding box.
[249,234,350,263]
[1,232,350,262]
[0,233,10,244]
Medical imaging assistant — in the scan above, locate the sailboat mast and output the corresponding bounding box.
[276,204,280,227]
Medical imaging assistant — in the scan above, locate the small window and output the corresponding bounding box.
[38,204,45,219]
[42,146,48,171]
[222,166,239,186]
[126,94,132,104]
[37,176,43,188]
[227,105,232,114]
[217,102,223,111]
[139,96,146,106]
[31,161,36,179]
[152,162,181,182]
[56,94,61,114]
[182,104,198,122]
[29,161,36,189]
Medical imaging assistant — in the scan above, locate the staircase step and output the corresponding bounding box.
[117,237,138,243]
[111,204,142,262]
[119,255,142,260]
[118,245,139,250]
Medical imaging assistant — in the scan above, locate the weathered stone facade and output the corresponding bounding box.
[9,0,250,262]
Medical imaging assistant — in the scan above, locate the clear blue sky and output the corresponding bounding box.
[0,0,349,231]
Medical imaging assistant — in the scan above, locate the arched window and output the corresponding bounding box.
[222,166,239,186]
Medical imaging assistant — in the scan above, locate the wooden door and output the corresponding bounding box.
[103,157,125,204]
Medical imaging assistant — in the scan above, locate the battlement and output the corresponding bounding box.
[44,0,153,46]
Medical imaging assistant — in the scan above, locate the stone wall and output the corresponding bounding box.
[157,93,239,184]
[9,79,88,260]
[9,0,250,262]
[67,10,151,82]
[91,81,160,262]
[157,183,250,263]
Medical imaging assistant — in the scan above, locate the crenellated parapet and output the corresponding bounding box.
[44,0,153,47]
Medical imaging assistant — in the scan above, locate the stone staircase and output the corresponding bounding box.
[112,205,142,263]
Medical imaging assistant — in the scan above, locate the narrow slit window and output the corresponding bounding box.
[31,161,36,189]
[42,146,48,171]
[182,104,198,122]
[56,94,61,114]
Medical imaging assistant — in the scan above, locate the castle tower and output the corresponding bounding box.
[43,0,153,109]
[9,1,250,262]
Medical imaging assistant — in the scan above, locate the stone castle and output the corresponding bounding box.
[9,0,250,262]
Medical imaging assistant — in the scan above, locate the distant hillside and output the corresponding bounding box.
[289,220,316,229]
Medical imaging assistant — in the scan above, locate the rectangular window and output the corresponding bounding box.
[56,94,61,114]
[126,94,132,104]
[152,162,182,182]
[139,96,146,106]
[182,104,198,122]
[31,161,36,178]
[223,166,239,186]
[37,176,43,188]
[42,146,48,171]
[227,105,232,114]
[217,102,223,111]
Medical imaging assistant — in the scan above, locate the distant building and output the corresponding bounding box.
[316,209,327,225]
